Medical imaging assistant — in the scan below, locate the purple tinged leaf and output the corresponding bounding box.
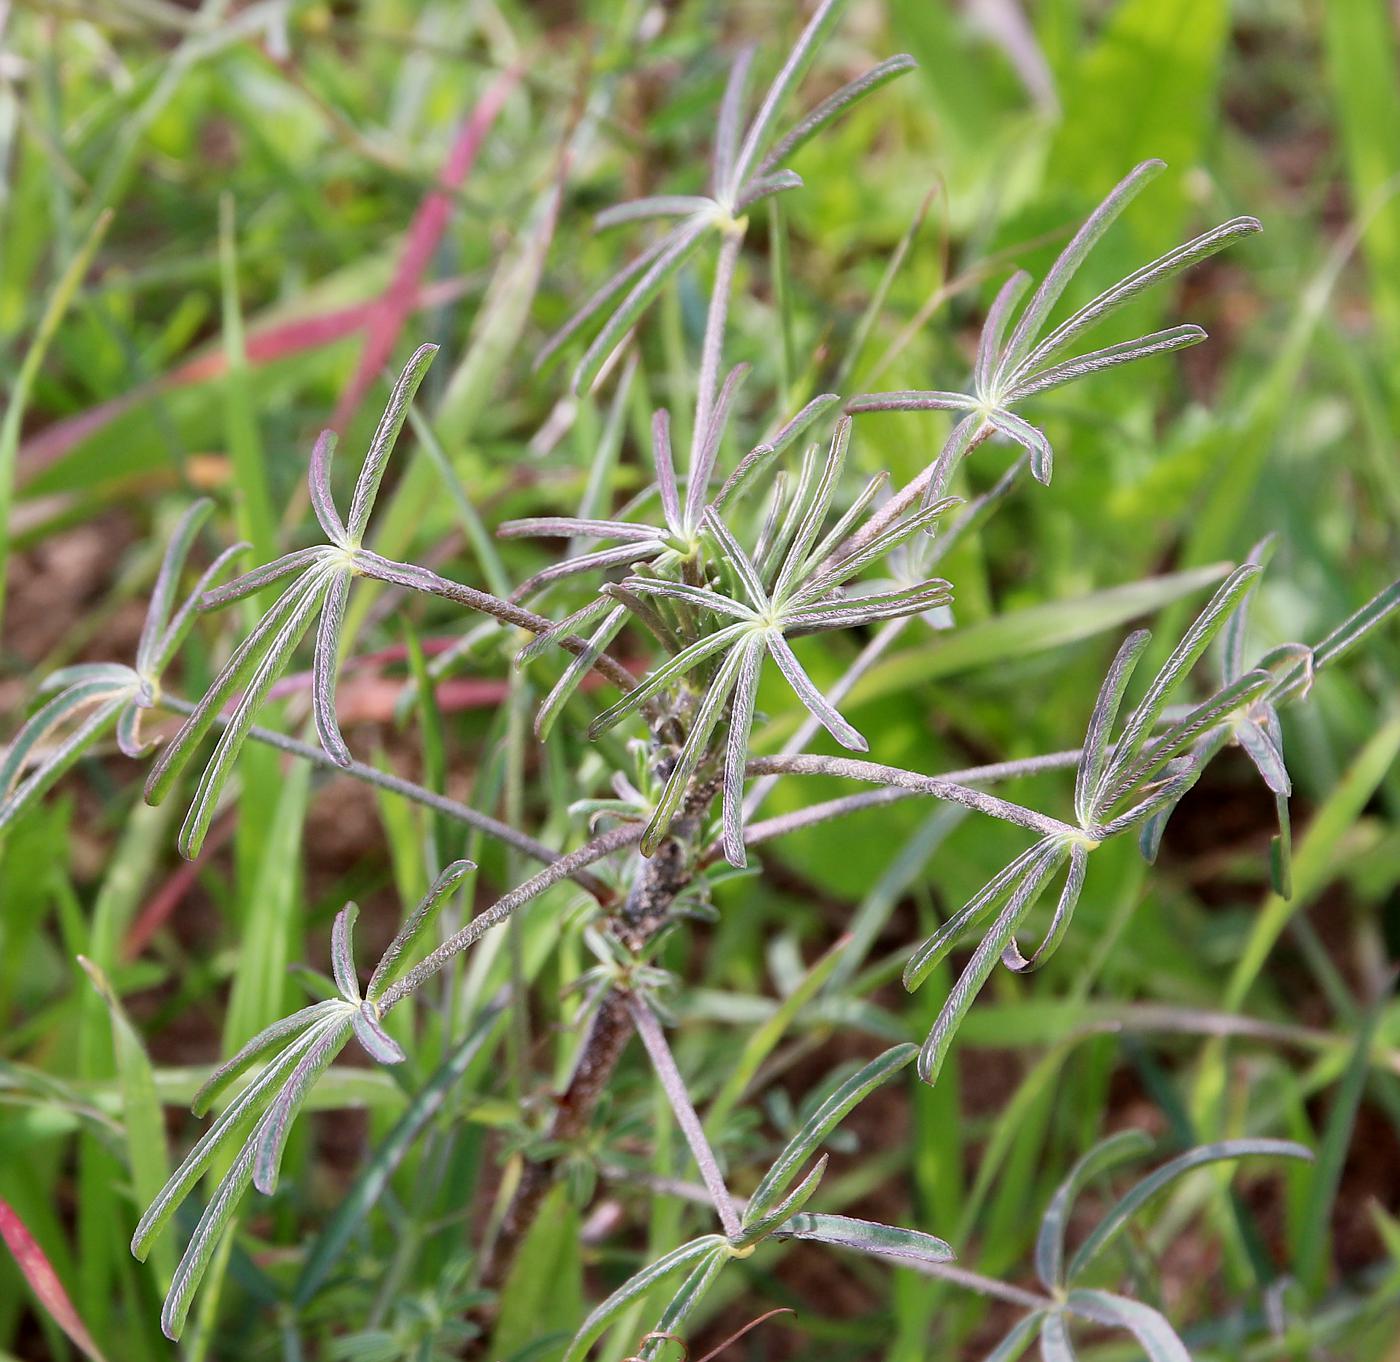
[1035,1130,1154,1289]
[330,903,360,1002]
[146,568,329,808]
[1074,629,1151,826]
[621,576,758,622]
[641,642,750,855]
[755,53,918,180]
[308,429,347,545]
[1062,1292,1188,1362]
[801,471,890,570]
[734,169,804,214]
[766,633,866,751]
[587,622,750,740]
[345,343,438,545]
[799,498,957,601]
[352,1003,406,1065]
[562,1237,728,1362]
[1038,1310,1077,1362]
[713,46,755,197]
[2,675,135,797]
[736,1155,828,1244]
[687,363,750,529]
[773,417,851,597]
[252,1017,354,1194]
[721,637,767,867]
[0,689,130,836]
[922,412,983,508]
[313,568,353,767]
[976,271,1031,397]
[904,839,1054,991]
[1003,325,1207,403]
[1311,577,1400,672]
[594,195,718,231]
[746,1044,916,1221]
[1095,756,1202,840]
[115,701,153,759]
[994,159,1166,386]
[190,1000,348,1117]
[1017,216,1262,379]
[136,499,214,676]
[986,408,1053,485]
[511,538,668,601]
[536,227,678,374]
[919,841,1067,1084]
[772,1212,953,1264]
[701,508,769,607]
[714,392,842,511]
[572,217,712,396]
[176,566,335,857]
[728,0,850,195]
[498,515,662,543]
[1237,708,1290,797]
[515,594,615,667]
[135,1019,333,1293]
[1002,841,1088,973]
[981,1311,1044,1362]
[366,859,476,1002]
[151,539,249,675]
[653,408,682,530]
[199,545,333,611]
[1103,563,1262,795]
[844,390,979,415]
[535,601,630,741]
[1066,1139,1313,1281]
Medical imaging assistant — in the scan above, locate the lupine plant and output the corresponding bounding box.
[4,1,1398,1357]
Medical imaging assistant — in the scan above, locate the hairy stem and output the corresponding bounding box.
[690,226,746,499]
[733,749,1082,856]
[483,783,711,1289]
[839,418,995,557]
[156,694,613,900]
[355,551,638,694]
[481,988,635,1289]
[379,824,643,1010]
[746,753,1077,839]
[627,993,743,1238]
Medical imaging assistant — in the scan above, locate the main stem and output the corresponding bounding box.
[482,787,712,1289]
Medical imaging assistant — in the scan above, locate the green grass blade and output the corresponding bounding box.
[1066,1139,1312,1281]
[0,208,112,635]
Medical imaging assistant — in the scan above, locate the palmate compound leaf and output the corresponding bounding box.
[1128,561,1399,891]
[142,345,438,850]
[578,418,955,864]
[900,555,1387,1086]
[538,0,917,396]
[130,889,435,1338]
[846,159,1262,504]
[0,500,245,836]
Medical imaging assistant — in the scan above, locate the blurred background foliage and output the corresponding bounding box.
[0,0,1397,1359]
